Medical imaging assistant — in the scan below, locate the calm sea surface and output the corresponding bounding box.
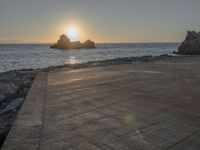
[0,43,179,72]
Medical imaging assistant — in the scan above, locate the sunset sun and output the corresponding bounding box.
[65,27,80,42]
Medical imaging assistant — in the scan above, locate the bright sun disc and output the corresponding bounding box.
[66,27,80,42]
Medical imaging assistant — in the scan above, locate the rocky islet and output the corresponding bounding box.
[50,34,95,50]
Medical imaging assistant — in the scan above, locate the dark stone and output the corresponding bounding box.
[160,54,169,57]
[50,34,70,49]
[0,98,23,117]
[173,51,178,54]
[50,34,95,50]
[0,97,24,147]
[0,94,5,105]
[178,31,200,55]
[0,70,36,148]
[0,95,5,101]
[0,111,18,148]
[83,40,95,49]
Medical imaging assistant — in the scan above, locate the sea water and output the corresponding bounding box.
[0,43,179,72]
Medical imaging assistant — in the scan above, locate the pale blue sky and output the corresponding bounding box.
[0,0,200,43]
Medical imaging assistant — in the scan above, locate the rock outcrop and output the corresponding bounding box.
[83,40,95,49]
[178,31,200,55]
[50,34,70,49]
[50,34,95,50]
[70,41,83,49]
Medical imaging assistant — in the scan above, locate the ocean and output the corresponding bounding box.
[0,43,179,72]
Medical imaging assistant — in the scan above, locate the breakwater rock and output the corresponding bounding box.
[50,34,95,50]
[0,69,38,147]
[178,31,200,55]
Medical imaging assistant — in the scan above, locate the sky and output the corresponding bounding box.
[0,0,200,43]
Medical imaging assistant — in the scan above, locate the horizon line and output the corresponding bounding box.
[0,41,181,45]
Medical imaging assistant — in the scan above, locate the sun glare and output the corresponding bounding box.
[65,27,80,42]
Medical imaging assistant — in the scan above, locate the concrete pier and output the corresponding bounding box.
[2,57,200,150]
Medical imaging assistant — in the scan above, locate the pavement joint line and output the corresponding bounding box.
[38,72,48,150]
[165,131,200,150]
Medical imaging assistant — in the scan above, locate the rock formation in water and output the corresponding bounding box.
[50,34,70,49]
[50,34,95,50]
[83,40,95,49]
[178,31,200,55]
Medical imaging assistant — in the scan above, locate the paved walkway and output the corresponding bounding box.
[2,57,200,150]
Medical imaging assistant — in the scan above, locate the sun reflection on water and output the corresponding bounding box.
[65,56,80,64]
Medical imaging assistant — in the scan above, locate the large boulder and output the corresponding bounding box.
[83,40,95,49]
[178,31,200,55]
[50,34,70,49]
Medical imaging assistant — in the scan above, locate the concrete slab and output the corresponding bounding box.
[2,57,200,149]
